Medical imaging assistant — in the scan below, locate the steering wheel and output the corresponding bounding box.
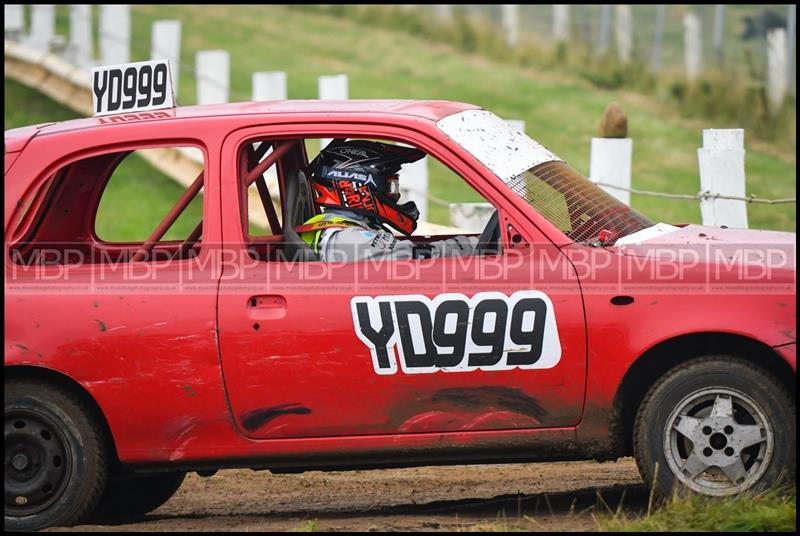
[474,209,500,255]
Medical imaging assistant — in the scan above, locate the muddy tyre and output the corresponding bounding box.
[5,380,109,531]
[93,471,186,518]
[633,355,795,498]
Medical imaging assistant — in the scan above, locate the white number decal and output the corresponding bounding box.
[351,291,561,375]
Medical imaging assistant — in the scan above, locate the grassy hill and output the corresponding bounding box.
[7,5,796,232]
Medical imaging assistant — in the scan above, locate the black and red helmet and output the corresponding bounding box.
[309,140,425,235]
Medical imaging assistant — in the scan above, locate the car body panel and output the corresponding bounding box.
[4,100,795,469]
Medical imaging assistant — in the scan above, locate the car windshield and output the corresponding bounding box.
[436,110,654,244]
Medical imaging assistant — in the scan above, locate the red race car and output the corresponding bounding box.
[4,64,796,530]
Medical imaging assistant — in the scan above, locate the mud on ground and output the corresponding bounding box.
[48,458,646,532]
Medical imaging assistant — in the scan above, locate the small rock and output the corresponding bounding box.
[598,102,628,138]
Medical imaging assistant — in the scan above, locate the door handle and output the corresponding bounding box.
[247,295,287,320]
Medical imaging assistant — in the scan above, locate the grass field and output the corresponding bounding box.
[596,486,796,532]
[4,80,203,242]
[9,5,796,233]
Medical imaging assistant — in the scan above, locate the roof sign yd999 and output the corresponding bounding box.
[91,59,175,117]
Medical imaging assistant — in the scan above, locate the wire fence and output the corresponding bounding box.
[7,12,797,214]
[593,182,797,205]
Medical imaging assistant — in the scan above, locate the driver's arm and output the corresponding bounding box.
[318,227,477,262]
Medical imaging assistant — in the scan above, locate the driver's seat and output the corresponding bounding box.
[281,170,318,262]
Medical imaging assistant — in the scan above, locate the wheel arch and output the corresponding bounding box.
[5,365,120,467]
[612,332,796,456]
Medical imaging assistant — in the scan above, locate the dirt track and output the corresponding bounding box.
[46,458,647,532]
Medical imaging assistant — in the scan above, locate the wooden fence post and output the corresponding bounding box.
[26,5,55,53]
[196,50,229,105]
[100,4,130,66]
[5,5,25,40]
[713,5,725,66]
[767,28,788,114]
[252,71,287,101]
[589,138,633,205]
[151,20,182,97]
[553,5,569,43]
[683,11,702,82]
[502,5,520,48]
[698,129,748,229]
[318,74,348,150]
[650,5,666,73]
[614,5,632,64]
[68,5,93,71]
[597,5,611,55]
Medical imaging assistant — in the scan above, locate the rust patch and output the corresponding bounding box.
[240,404,312,432]
[92,301,99,308]
[183,384,198,398]
[95,319,107,332]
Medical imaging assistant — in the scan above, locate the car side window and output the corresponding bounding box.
[240,136,502,263]
[8,145,206,265]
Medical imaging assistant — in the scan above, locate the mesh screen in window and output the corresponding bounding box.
[505,161,653,244]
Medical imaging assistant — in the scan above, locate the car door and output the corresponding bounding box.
[216,122,587,440]
[4,129,228,458]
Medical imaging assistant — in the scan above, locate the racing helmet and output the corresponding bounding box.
[309,140,426,235]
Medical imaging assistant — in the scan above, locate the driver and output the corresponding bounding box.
[297,140,479,262]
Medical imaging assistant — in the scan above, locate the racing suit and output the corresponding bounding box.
[298,209,478,262]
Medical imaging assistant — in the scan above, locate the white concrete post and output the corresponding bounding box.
[698,129,747,229]
[766,28,788,114]
[151,20,181,97]
[650,5,666,73]
[614,5,632,64]
[683,12,702,82]
[100,4,130,66]
[196,50,230,105]
[318,74,349,150]
[553,5,570,43]
[250,72,286,196]
[68,5,93,70]
[252,71,287,101]
[597,5,611,55]
[712,5,725,66]
[449,203,495,233]
[589,138,633,205]
[505,119,525,134]
[400,155,429,223]
[26,5,55,52]
[502,5,519,48]
[5,5,25,38]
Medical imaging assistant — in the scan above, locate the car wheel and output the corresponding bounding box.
[633,355,795,498]
[5,380,109,531]
[93,471,186,518]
